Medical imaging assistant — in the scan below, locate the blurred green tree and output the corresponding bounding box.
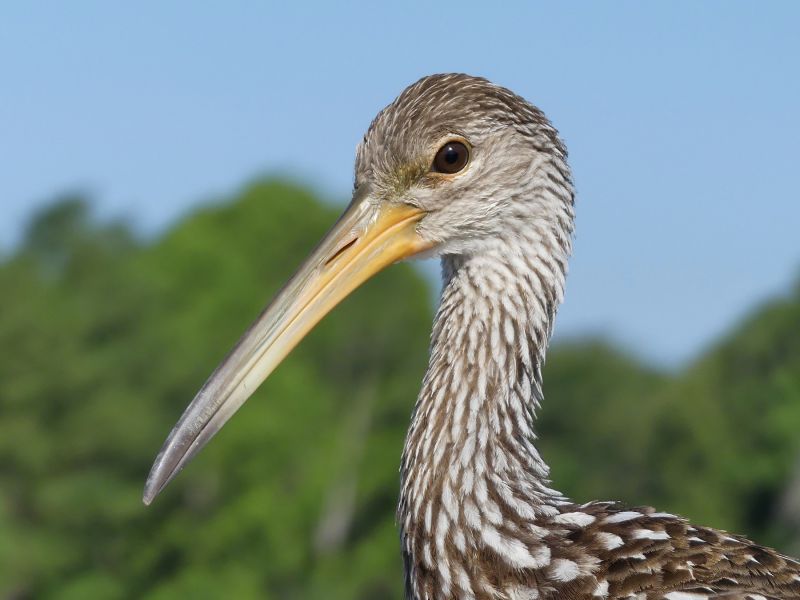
[0,181,431,599]
[0,180,798,598]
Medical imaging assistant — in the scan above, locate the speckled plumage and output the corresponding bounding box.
[357,74,800,600]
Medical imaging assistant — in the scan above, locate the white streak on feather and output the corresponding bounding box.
[453,529,466,553]
[454,563,472,595]
[422,542,433,569]
[464,500,482,530]
[552,512,595,527]
[442,479,458,521]
[482,498,503,526]
[595,532,624,550]
[436,558,452,597]
[632,528,670,540]
[549,558,580,582]
[627,553,646,560]
[603,511,642,524]
[509,586,539,599]
[480,526,545,569]
[592,580,609,597]
[721,535,739,543]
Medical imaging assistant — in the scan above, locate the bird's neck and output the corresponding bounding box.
[399,233,573,590]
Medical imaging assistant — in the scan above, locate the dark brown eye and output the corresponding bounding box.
[432,141,469,174]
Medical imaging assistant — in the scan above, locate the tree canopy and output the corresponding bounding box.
[1,180,798,598]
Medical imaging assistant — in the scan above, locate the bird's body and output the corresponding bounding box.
[145,74,800,599]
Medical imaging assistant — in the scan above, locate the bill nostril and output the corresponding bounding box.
[324,238,358,266]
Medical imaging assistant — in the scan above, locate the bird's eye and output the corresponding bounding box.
[432,141,470,174]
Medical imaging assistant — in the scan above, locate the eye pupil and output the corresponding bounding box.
[433,141,469,174]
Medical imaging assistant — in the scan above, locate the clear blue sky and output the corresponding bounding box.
[2,2,798,366]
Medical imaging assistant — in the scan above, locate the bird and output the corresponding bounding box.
[143,74,800,599]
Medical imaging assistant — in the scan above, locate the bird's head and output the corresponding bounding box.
[355,73,572,256]
[143,73,574,505]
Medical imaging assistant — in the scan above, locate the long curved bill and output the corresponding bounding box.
[143,198,431,505]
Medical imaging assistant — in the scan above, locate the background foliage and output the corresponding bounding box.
[1,180,798,598]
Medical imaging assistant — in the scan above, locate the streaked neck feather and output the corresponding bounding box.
[399,229,572,598]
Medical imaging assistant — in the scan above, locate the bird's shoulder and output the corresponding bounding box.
[535,501,800,600]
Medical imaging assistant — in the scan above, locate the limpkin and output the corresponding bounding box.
[144,74,800,599]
